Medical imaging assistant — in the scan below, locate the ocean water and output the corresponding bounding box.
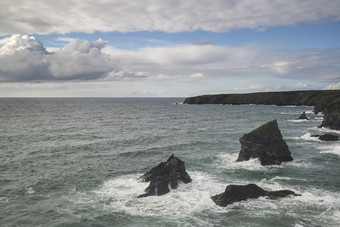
[0,98,339,227]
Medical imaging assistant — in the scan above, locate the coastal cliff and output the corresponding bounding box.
[184,90,340,114]
[319,97,340,130]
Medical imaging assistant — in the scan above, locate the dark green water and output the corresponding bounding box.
[0,98,339,226]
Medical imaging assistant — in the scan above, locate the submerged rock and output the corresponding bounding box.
[298,111,309,120]
[138,154,192,198]
[236,120,293,165]
[211,183,300,207]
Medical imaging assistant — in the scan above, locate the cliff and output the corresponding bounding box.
[183,90,340,113]
[319,97,340,130]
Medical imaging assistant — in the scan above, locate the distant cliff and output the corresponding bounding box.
[319,97,340,130]
[184,90,340,113]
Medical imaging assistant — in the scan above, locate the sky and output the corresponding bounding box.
[1,0,340,97]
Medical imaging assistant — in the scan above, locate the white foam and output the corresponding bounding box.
[217,153,282,172]
[26,187,35,194]
[299,133,320,142]
[268,176,296,182]
[305,110,314,114]
[316,127,340,135]
[67,172,340,225]
[281,160,315,169]
[319,144,340,156]
[91,172,225,218]
[288,119,309,123]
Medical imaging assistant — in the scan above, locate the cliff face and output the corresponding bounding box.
[184,90,340,113]
[319,98,340,130]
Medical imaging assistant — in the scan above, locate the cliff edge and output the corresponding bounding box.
[184,90,340,114]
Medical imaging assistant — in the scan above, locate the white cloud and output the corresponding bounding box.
[190,73,204,78]
[0,35,118,81]
[0,0,339,35]
[0,34,49,81]
[48,39,113,80]
[104,44,340,81]
[234,82,310,92]
[1,35,340,84]
[324,82,340,90]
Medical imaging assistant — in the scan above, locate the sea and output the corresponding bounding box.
[0,98,339,227]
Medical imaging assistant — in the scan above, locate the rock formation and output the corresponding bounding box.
[298,111,309,120]
[138,154,192,198]
[183,90,340,114]
[319,98,340,130]
[236,120,293,165]
[318,134,339,141]
[211,184,300,207]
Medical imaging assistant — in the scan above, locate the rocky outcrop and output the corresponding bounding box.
[319,134,339,141]
[184,90,340,114]
[236,120,293,165]
[211,184,300,207]
[298,111,309,120]
[319,98,340,130]
[138,154,192,198]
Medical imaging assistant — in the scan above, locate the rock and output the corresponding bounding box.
[184,90,340,114]
[138,154,192,198]
[319,99,340,130]
[211,183,300,207]
[298,111,309,120]
[236,120,293,165]
[318,134,339,141]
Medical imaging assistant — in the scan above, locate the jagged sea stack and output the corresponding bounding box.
[236,120,293,165]
[138,154,192,198]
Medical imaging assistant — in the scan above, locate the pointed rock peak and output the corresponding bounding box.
[243,120,281,139]
[298,111,309,120]
[237,120,293,165]
[167,154,175,162]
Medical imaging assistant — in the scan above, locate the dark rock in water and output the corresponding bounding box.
[138,154,192,198]
[319,134,339,141]
[319,98,340,130]
[211,183,300,207]
[236,120,293,165]
[266,190,300,199]
[211,184,266,206]
[298,111,309,120]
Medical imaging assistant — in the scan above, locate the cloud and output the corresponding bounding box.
[104,44,340,81]
[324,82,340,90]
[0,0,340,35]
[234,82,310,92]
[48,39,113,80]
[0,34,50,81]
[1,35,340,84]
[0,34,118,81]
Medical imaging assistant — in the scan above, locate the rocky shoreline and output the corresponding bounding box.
[184,90,340,130]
